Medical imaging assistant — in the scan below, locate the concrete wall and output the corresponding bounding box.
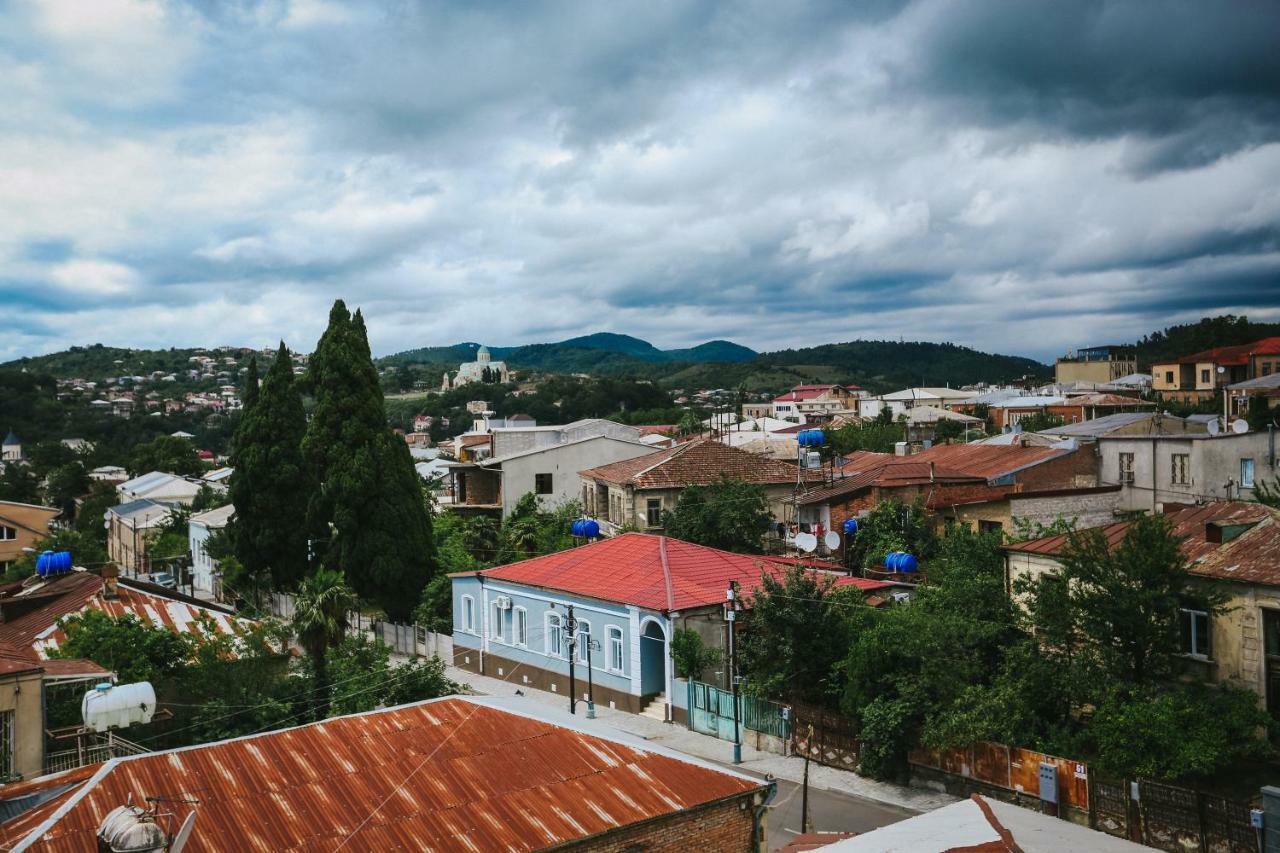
[188,521,216,593]
[500,437,651,517]
[1007,489,1122,530]
[1201,583,1279,708]
[1099,430,1279,511]
[0,503,58,572]
[0,669,45,781]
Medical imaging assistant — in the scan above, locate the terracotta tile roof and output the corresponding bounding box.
[0,696,769,851]
[908,443,1072,481]
[1170,341,1258,366]
[465,533,891,612]
[1004,502,1279,585]
[798,459,984,506]
[772,384,858,403]
[579,438,806,489]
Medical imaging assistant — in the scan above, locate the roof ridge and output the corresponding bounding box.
[658,536,675,611]
[630,439,697,483]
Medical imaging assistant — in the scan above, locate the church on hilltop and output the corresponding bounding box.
[442,345,510,390]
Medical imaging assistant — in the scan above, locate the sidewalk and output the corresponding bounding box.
[444,665,956,814]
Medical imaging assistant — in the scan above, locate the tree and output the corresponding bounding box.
[828,421,904,456]
[848,499,936,571]
[303,303,437,619]
[52,611,190,684]
[1016,411,1065,433]
[75,481,119,547]
[292,568,356,720]
[738,565,855,705]
[44,462,90,517]
[229,342,313,591]
[0,465,40,504]
[129,435,203,477]
[931,418,967,443]
[677,410,702,436]
[670,629,723,681]
[661,478,772,553]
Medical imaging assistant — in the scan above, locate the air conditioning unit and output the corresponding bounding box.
[494,595,513,610]
[891,591,912,604]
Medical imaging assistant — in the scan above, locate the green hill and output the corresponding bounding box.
[1132,315,1280,366]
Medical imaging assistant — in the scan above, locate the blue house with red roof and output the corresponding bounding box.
[450,533,891,724]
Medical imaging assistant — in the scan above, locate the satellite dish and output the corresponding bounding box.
[795,532,818,553]
[823,531,841,551]
[1217,365,1226,374]
[1207,418,1220,436]
[1232,419,1249,435]
[170,811,198,853]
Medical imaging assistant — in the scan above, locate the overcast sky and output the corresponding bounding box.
[3,1,1279,363]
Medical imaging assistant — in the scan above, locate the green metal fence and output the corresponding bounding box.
[687,680,790,742]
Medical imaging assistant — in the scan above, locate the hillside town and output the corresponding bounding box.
[0,307,1278,852]
[4,1,1279,849]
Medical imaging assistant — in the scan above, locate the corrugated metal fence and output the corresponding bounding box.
[687,681,790,743]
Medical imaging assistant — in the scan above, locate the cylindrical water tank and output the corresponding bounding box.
[82,682,156,733]
[843,519,859,535]
[898,554,918,573]
[571,519,584,537]
[36,551,73,577]
[583,519,600,538]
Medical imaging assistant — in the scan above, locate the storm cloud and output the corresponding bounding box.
[2,0,1278,361]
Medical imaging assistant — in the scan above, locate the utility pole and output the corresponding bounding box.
[566,605,578,716]
[802,723,813,832]
[585,636,597,719]
[726,581,742,765]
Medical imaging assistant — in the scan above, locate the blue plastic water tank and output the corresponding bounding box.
[36,550,72,577]
[843,519,859,535]
[797,429,826,448]
[583,519,600,538]
[899,554,918,573]
[571,519,584,537]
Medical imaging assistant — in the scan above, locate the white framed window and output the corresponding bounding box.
[545,613,563,658]
[1171,453,1189,485]
[1241,458,1255,490]
[0,526,14,542]
[1179,608,1211,659]
[576,619,592,664]
[514,607,527,647]
[490,601,505,642]
[1119,452,1134,484]
[608,626,624,673]
[461,595,476,633]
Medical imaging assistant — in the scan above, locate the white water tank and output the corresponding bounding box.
[82,682,156,733]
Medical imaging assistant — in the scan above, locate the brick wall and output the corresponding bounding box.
[1007,488,1121,530]
[562,793,762,852]
[1011,445,1099,490]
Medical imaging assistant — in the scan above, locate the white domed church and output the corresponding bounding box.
[443,345,510,389]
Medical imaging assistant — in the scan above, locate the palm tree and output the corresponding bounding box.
[292,568,356,720]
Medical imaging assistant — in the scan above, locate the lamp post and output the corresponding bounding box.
[584,637,600,719]
[726,581,742,765]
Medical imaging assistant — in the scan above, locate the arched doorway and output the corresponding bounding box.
[640,620,666,698]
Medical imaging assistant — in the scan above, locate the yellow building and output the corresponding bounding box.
[0,501,60,575]
[1054,345,1137,385]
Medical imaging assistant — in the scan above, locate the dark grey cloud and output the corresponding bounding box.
[1,0,1278,364]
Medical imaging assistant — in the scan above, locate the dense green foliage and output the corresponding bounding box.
[1134,315,1280,366]
[128,434,204,477]
[304,302,437,619]
[661,479,773,553]
[670,629,723,681]
[1017,411,1065,433]
[292,568,357,720]
[229,343,313,591]
[827,421,905,456]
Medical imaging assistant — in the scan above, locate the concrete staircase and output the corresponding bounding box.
[639,693,667,722]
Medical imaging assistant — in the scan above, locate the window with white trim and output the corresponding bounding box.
[546,613,563,658]
[1179,608,1211,659]
[0,526,14,542]
[1119,452,1134,484]
[608,626,624,672]
[513,607,527,646]
[461,595,475,633]
[490,601,506,642]
[1241,458,1255,490]
[576,619,592,664]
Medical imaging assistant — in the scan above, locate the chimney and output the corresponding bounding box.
[1205,523,1222,544]
[102,566,119,600]
[929,461,936,482]
[894,441,909,457]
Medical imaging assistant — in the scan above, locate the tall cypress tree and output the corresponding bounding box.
[304,301,436,619]
[229,343,313,590]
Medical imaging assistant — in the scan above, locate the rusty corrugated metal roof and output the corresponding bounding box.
[0,696,768,851]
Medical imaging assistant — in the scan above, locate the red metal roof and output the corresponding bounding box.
[772,384,857,404]
[579,438,809,489]
[908,443,1071,481]
[0,697,768,851]
[798,459,984,506]
[466,533,891,611]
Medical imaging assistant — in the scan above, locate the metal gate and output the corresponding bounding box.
[688,681,740,741]
[1089,776,1258,853]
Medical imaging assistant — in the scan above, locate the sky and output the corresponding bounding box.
[2,0,1279,364]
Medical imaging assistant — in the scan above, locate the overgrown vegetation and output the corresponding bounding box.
[661,479,773,553]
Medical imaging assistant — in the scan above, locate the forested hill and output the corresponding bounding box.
[1132,315,1280,365]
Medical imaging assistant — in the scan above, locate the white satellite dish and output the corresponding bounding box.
[795,532,818,553]
[1232,419,1250,435]
[170,811,198,853]
[823,531,841,551]
[1207,418,1220,436]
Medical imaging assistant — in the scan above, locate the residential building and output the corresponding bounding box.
[1151,338,1280,405]
[1228,371,1280,416]
[106,499,171,574]
[449,434,653,518]
[899,406,985,442]
[1,431,20,463]
[819,793,1150,852]
[741,402,773,419]
[932,485,1123,536]
[1054,344,1139,385]
[771,384,863,423]
[1039,411,1209,441]
[0,652,54,783]
[1096,428,1277,511]
[972,393,1153,431]
[0,502,60,575]
[188,503,234,596]
[88,465,128,484]
[579,438,811,535]
[452,533,891,722]
[0,695,772,850]
[1005,502,1280,719]
[116,470,203,505]
[857,387,978,420]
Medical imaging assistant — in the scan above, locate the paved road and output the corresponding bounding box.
[725,769,916,851]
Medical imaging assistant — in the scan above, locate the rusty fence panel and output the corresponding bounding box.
[910,742,1090,813]
[790,702,860,773]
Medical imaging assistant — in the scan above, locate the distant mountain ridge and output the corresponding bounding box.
[382,333,758,370]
